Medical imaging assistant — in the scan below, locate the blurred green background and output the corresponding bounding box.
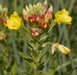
[0,0,77,75]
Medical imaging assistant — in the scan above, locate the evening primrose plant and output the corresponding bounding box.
[6,0,72,75]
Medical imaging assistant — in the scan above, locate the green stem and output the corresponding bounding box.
[48,20,56,33]
[34,42,40,75]
[23,26,31,35]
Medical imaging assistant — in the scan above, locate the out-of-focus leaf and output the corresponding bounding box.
[18,51,33,62]
[39,35,48,42]
[44,52,56,66]
[11,60,17,75]
[17,68,33,75]
[47,64,57,75]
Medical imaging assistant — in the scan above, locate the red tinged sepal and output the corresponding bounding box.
[4,13,8,17]
[41,22,49,29]
[3,20,7,26]
[28,14,36,23]
[24,15,28,21]
[45,5,53,20]
[0,17,3,23]
[36,14,44,23]
[31,28,40,36]
[43,0,47,11]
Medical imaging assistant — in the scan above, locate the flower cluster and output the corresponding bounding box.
[0,4,8,41]
[0,4,8,26]
[23,0,53,36]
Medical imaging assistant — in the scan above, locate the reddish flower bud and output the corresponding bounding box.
[45,5,53,20]
[24,15,28,21]
[23,9,28,21]
[0,17,3,23]
[41,22,49,29]
[4,13,7,17]
[36,14,44,23]
[44,0,47,11]
[0,35,3,41]
[28,14,36,23]
[3,20,7,26]
[31,28,40,36]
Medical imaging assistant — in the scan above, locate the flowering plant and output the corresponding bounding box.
[6,0,72,75]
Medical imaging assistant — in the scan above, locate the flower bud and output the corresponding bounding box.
[23,9,28,21]
[31,28,40,36]
[3,20,7,26]
[45,5,53,20]
[41,22,49,29]
[0,35,3,41]
[28,14,36,23]
[43,0,47,11]
[4,12,7,17]
[36,14,44,23]
[0,17,3,23]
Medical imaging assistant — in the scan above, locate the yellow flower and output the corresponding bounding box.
[6,11,24,29]
[54,8,72,25]
[52,43,70,54]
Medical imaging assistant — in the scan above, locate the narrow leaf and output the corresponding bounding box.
[44,52,56,66]
[47,64,57,75]
[18,51,33,62]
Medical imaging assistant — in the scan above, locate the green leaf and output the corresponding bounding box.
[26,61,36,69]
[17,68,33,75]
[11,60,17,75]
[39,46,51,59]
[47,64,58,75]
[44,52,56,66]
[18,51,33,62]
[39,35,48,42]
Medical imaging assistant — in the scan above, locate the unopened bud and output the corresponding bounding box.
[4,13,7,17]
[31,28,40,36]
[36,14,44,23]
[28,14,36,23]
[23,9,28,21]
[41,22,49,29]
[44,0,47,11]
[45,5,53,20]
[3,20,7,26]
[0,17,3,23]
[0,35,3,41]
[26,5,29,12]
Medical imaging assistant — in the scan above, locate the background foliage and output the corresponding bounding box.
[0,0,77,75]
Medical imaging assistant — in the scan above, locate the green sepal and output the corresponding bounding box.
[46,64,58,75]
[18,51,33,62]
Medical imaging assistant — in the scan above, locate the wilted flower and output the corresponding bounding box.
[54,8,72,25]
[52,43,70,54]
[6,11,24,29]
[31,28,40,36]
